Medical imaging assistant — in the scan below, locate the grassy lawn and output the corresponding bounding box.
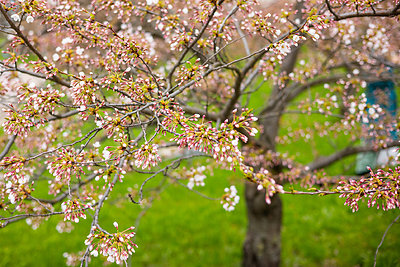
[0,164,399,266]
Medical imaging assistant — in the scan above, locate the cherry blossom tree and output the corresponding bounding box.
[0,0,399,266]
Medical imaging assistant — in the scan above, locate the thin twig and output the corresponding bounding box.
[373,214,400,267]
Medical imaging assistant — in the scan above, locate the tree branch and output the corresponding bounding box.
[0,134,16,161]
[308,141,400,171]
[325,0,340,20]
[333,8,400,20]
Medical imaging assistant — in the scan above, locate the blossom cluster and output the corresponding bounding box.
[134,143,162,169]
[158,101,189,133]
[56,221,74,233]
[256,172,284,205]
[175,60,204,87]
[2,106,36,137]
[17,83,64,114]
[0,156,33,207]
[337,167,400,212]
[63,251,87,267]
[187,166,207,189]
[221,185,240,211]
[84,223,138,264]
[241,165,284,204]
[70,73,98,106]
[102,112,129,138]
[363,23,390,55]
[2,81,65,136]
[115,77,159,104]
[171,108,258,169]
[5,176,32,206]
[61,199,92,223]
[47,147,85,184]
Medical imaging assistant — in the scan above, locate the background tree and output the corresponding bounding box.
[0,0,399,266]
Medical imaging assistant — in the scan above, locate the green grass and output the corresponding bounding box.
[281,193,400,267]
[1,166,399,266]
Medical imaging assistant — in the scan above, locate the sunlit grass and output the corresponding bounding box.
[1,164,399,266]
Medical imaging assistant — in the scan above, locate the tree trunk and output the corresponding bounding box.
[241,22,301,265]
[242,107,283,267]
[243,182,282,267]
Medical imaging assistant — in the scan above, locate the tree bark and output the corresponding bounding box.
[243,182,282,267]
[242,104,284,267]
[242,100,284,267]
